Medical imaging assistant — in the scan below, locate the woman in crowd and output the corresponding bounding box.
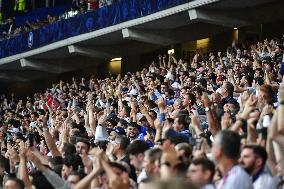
[0,36,284,189]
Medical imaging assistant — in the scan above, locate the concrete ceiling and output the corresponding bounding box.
[0,0,283,82]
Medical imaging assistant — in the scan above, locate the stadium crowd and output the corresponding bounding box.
[0,0,115,40]
[0,35,284,189]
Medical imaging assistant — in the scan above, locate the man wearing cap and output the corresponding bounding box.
[109,127,126,141]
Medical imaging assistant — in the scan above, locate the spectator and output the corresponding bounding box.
[239,145,277,189]
[126,140,149,173]
[4,177,25,189]
[212,130,253,189]
[138,148,162,183]
[2,17,16,38]
[187,158,215,189]
[0,33,284,189]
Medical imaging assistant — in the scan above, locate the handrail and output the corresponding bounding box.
[0,0,191,59]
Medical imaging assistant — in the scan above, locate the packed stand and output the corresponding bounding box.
[1,36,284,189]
[0,0,117,40]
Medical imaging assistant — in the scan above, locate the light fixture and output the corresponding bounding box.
[234,27,238,30]
[168,49,174,55]
[111,57,122,61]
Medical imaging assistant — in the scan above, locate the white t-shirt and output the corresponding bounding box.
[202,184,215,189]
[253,172,277,189]
[217,165,253,189]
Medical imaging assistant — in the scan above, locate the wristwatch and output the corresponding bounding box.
[205,107,210,112]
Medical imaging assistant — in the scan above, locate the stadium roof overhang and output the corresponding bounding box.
[0,0,283,81]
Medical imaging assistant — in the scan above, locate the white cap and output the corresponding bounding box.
[8,128,20,133]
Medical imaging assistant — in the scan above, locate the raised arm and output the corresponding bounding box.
[40,117,61,157]
[27,151,72,189]
[202,93,220,136]
[140,105,154,128]
[277,82,284,134]
[18,142,33,189]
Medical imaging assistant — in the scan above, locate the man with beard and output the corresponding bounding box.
[239,145,277,189]
[236,75,254,94]
[212,130,253,189]
[126,122,139,142]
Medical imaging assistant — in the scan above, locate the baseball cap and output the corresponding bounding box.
[114,127,126,135]
[8,127,21,133]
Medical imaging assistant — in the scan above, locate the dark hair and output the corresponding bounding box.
[188,76,196,83]
[49,156,63,167]
[144,100,157,109]
[31,112,39,118]
[123,106,131,117]
[185,93,196,105]
[224,82,234,96]
[62,143,76,156]
[126,140,149,155]
[243,75,253,87]
[108,162,128,173]
[144,148,162,163]
[0,155,9,172]
[175,143,192,158]
[115,135,130,150]
[5,177,25,189]
[243,145,267,167]
[76,137,90,150]
[215,130,241,160]
[30,171,55,189]
[254,77,264,86]
[255,68,264,77]
[63,154,83,171]
[197,78,207,88]
[69,170,86,180]
[95,140,109,151]
[176,115,189,130]
[149,110,157,119]
[160,83,168,87]
[191,158,215,181]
